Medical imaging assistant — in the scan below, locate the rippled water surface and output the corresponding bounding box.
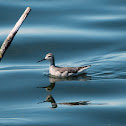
[0,0,126,126]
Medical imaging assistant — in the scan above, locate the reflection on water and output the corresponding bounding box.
[41,94,90,108]
[37,73,91,92]
[37,75,106,108]
[37,82,55,92]
[38,93,106,108]
[44,95,58,108]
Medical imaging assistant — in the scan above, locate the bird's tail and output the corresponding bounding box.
[78,65,91,73]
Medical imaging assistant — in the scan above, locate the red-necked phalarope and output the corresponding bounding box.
[37,53,91,77]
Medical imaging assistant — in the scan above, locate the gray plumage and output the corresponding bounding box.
[55,65,91,73]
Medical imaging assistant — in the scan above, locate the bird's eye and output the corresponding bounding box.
[48,56,51,57]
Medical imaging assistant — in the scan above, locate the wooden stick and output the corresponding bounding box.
[0,7,31,60]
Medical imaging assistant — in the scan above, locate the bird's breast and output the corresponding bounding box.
[49,66,60,77]
[49,66,68,77]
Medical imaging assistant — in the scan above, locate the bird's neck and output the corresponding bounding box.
[50,58,55,66]
[51,98,57,108]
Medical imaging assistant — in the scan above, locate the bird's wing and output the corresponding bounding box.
[55,65,91,75]
[56,67,78,73]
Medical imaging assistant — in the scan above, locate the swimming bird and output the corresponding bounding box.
[37,53,91,77]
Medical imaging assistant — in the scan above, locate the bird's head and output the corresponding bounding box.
[37,53,54,63]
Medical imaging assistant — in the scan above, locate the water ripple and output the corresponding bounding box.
[72,15,126,21]
[0,26,125,39]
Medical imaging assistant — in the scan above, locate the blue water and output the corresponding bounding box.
[0,0,126,126]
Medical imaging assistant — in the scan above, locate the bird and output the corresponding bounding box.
[37,53,91,77]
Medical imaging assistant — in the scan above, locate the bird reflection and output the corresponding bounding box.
[37,82,55,92]
[37,73,92,108]
[37,73,91,92]
[38,94,90,108]
[39,94,107,108]
[44,94,57,108]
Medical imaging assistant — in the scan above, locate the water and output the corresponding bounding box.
[0,0,126,125]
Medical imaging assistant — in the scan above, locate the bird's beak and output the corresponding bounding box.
[37,59,46,63]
